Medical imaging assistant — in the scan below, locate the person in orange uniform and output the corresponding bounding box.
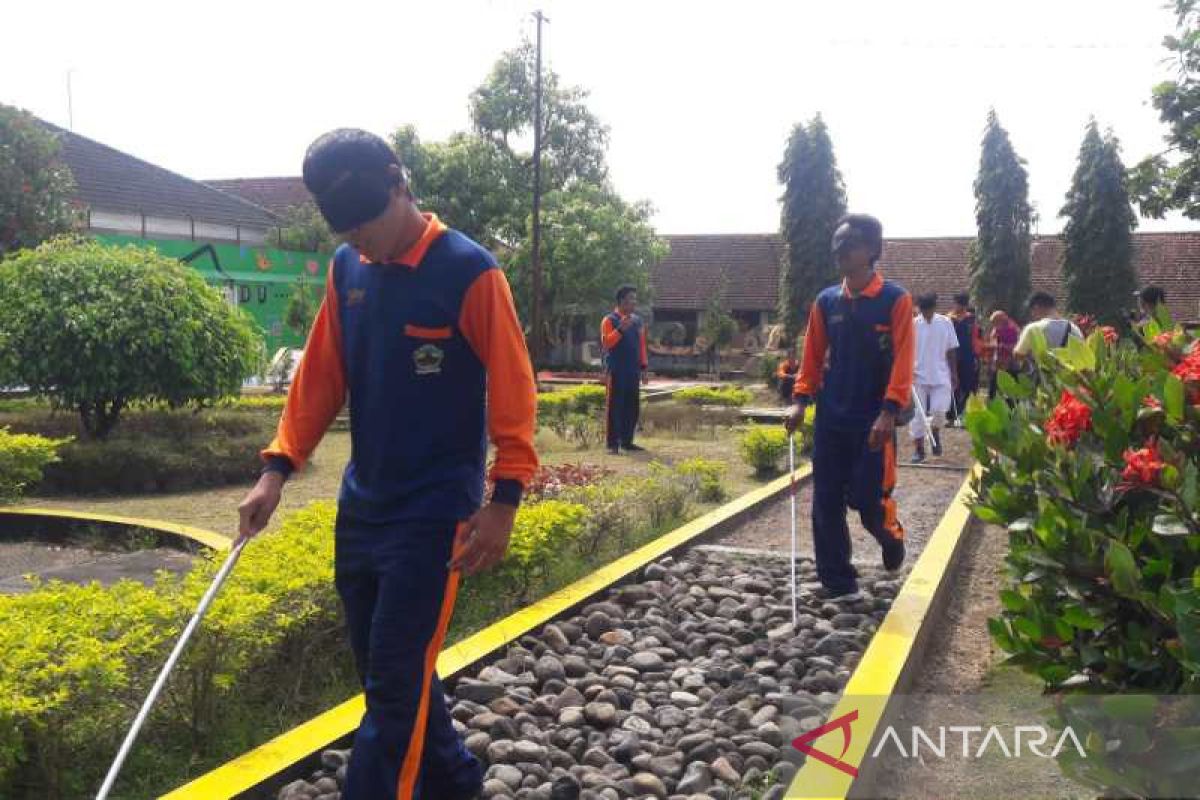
[235,129,537,800]
[784,214,913,597]
[776,347,800,403]
[600,285,648,455]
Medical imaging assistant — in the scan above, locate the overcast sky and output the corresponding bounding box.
[4,0,1196,237]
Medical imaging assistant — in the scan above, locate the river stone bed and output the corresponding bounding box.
[277,549,901,800]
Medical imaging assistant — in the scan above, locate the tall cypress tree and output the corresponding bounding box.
[1060,120,1138,325]
[777,114,847,342]
[968,110,1033,320]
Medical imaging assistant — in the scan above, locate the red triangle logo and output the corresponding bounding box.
[791,709,860,777]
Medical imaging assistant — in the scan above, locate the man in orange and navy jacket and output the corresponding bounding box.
[236,130,537,800]
[776,347,800,403]
[600,285,648,455]
[785,213,913,597]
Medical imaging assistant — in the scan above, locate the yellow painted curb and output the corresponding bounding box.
[784,466,979,800]
[163,463,812,800]
[0,507,231,552]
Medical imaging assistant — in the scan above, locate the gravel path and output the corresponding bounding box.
[274,432,974,800]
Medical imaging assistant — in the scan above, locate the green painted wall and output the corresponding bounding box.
[95,234,329,353]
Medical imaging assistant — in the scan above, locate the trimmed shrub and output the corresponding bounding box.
[0,238,263,439]
[0,427,69,503]
[500,500,588,601]
[675,386,752,407]
[739,425,790,475]
[677,457,727,502]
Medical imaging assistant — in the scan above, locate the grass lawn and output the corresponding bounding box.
[24,404,775,538]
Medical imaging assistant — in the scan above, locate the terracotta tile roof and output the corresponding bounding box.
[652,234,785,312]
[42,122,279,229]
[204,177,312,217]
[653,232,1200,321]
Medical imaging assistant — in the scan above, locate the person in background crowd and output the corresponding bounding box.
[1132,285,1168,338]
[600,285,648,455]
[910,293,959,463]
[776,346,800,404]
[987,310,1021,400]
[1013,292,1083,366]
[947,293,982,425]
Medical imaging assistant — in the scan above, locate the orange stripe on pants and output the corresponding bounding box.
[881,436,904,541]
[394,523,466,800]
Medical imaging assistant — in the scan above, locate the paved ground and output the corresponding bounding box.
[0,541,193,594]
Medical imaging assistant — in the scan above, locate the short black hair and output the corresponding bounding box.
[918,293,938,311]
[1029,291,1057,310]
[616,285,637,303]
[953,292,970,307]
[835,213,884,264]
[302,128,402,196]
[1139,286,1166,306]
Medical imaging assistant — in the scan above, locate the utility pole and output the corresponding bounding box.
[530,9,548,366]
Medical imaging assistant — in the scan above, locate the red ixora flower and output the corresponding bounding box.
[1045,389,1092,447]
[1153,331,1176,349]
[1173,349,1200,384]
[1142,395,1163,410]
[1121,440,1165,487]
[1074,314,1097,336]
[1099,326,1118,345]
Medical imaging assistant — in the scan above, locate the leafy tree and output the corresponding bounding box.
[968,110,1034,320]
[391,42,661,358]
[1130,0,1200,218]
[698,280,737,375]
[276,203,337,253]
[0,238,263,438]
[0,104,80,255]
[506,182,666,350]
[1060,120,1138,325]
[777,115,847,342]
[284,275,320,337]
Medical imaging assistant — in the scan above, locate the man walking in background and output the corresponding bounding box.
[601,285,648,455]
[910,293,959,463]
[1013,292,1083,365]
[947,292,982,425]
[776,346,800,404]
[784,213,913,597]
[236,129,537,800]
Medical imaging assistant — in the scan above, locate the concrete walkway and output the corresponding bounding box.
[0,542,193,594]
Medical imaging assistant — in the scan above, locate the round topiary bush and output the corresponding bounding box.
[0,238,263,438]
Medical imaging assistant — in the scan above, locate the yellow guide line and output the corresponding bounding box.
[784,466,979,800]
[163,464,812,800]
[0,506,231,551]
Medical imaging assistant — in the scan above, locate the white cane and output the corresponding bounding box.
[910,385,936,453]
[95,537,249,800]
[788,432,798,629]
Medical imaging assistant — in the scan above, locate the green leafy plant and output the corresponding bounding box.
[676,457,727,502]
[675,386,752,407]
[968,316,1200,797]
[739,425,791,475]
[500,500,588,601]
[0,427,69,503]
[0,238,264,439]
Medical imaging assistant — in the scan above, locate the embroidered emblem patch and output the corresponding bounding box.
[413,343,444,375]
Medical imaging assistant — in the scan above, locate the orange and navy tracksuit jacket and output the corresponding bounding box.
[262,213,537,519]
[600,309,647,449]
[260,214,536,800]
[776,358,799,379]
[794,272,914,595]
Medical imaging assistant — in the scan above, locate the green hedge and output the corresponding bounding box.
[675,386,752,407]
[537,385,608,445]
[0,408,276,495]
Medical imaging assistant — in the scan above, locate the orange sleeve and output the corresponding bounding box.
[261,263,347,471]
[885,292,916,411]
[973,321,985,357]
[459,268,539,488]
[640,324,648,369]
[601,315,622,350]
[795,302,828,398]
